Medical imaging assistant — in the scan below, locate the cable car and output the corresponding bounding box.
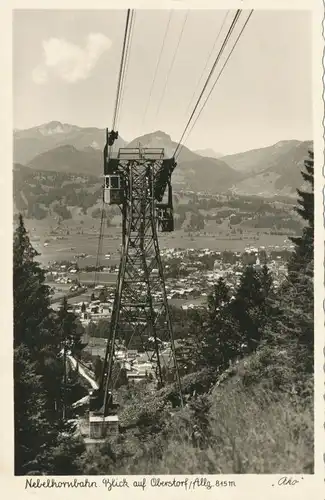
[156,205,174,232]
[156,177,174,232]
[153,158,177,201]
[104,174,124,205]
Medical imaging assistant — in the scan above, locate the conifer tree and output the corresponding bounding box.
[13,215,86,474]
[176,308,208,374]
[13,215,61,416]
[202,278,240,369]
[182,278,240,373]
[288,147,314,367]
[14,344,57,474]
[288,148,314,278]
[230,264,274,352]
[269,148,314,375]
[13,214,55,351]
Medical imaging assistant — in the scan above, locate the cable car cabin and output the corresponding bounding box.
[157,205,174,232]
[153,158,177,202]
[104,175,124,205]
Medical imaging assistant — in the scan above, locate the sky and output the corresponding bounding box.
[13,9,312,155]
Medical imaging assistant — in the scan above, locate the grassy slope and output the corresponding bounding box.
[80,350,313,475]
[143,385,313,474]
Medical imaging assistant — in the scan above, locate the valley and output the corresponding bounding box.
[13,121,309,309]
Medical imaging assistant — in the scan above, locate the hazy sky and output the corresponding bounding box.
[13,9,312,155]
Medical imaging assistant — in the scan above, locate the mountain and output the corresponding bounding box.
[21,128,239,192]
[128,131,239,192]
[230,140,313,197]
[27,144,103,176]
[14,121,127,165]
[221,140,302,174]
[14,123,313,197]
[128,130,194,161]
[195,148,223,159]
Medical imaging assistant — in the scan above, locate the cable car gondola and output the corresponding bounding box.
[104,174,124,205]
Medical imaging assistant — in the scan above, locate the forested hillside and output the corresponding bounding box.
[13,164,304,240]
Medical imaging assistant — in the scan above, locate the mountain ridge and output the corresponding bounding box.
[195,148,223,159]
[14,122,312,197]
[127,130,238,192]
[14,121,127,165]
[221,140,303,174]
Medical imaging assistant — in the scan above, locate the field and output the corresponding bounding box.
[26,215,288,268]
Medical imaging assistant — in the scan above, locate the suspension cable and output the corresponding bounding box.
[155,10,189,119]
[111,9,133,132]
[141,10,173,132]
[93,206,106,288]
[173,9,242,158]
[115,10,136,131]
[93,9,133,291]
[184,10,230,117]
[176,10,254,159]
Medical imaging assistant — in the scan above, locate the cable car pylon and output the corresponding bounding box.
[87,130,183,442]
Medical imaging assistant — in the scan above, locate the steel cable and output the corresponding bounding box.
[115,10,136,133]
[176,10,254,159]
[173,9,242,158]
[112,9,133,132]
[184,10,230,118]
[155,10,190,119]
[93,10,134,292]
[141,10,173,133]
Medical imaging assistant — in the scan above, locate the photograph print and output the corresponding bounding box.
[13,8,314,475]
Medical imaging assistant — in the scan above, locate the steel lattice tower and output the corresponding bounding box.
[96,147,180,417]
